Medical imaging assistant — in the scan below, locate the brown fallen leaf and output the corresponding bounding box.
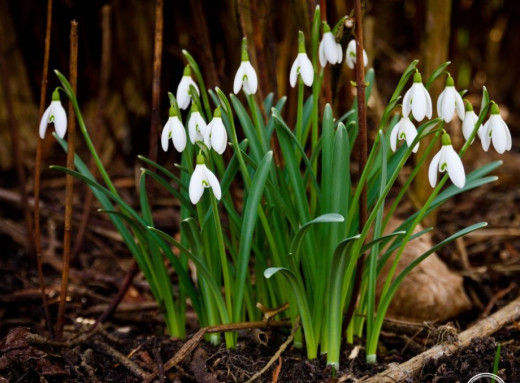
[376,217,471,322]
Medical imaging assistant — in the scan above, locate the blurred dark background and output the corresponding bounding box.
[0,0,518,180]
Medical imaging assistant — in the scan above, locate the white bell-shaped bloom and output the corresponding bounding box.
[204,107,227,154]
[39,89,67,139]
[161,106,186,152]
[290,31,314,87]
[176,66,199,110]
[389,116,419,153]
[462,100,481,143]
[480,102,512,154]
[428,133,465,188]
[402,71,432,122]
[345,39,367,70]
[188,104,207,144]
[234,39,258,95]
[319,23,342,67]
[189,154,221,204]
[437,75,465,123]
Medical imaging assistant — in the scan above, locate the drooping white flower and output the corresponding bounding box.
[188,103,207,144]
[428,133,465,188]
[462,100,481,143]
[437,75,465,123]
[345,39,367,70]
[319,22,342,67]
[402,71,433,122]
[39,89,67,139]
[176,66,199,110]
[189,153,221,204]
[161,105,186,152]
[204,107,227,154]
[233,38,258,95]
[290,31,314,87]
[480,102,512,154]
[389,116,419,153]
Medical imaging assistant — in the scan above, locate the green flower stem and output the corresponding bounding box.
[247,94,266,151]
[295,79,305,144]
[210,193,235,348]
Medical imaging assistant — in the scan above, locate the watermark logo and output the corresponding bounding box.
[467,373,505,383]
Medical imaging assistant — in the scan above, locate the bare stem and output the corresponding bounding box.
[56,20,78,339]
[34,0,54,336]
[344,0,367,330]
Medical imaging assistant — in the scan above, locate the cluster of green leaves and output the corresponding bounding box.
[50,7,501,369]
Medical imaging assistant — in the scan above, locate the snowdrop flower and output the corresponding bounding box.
[402,71,432,122]
[161,105,186,152]
[233,38,258,95]
[39,89,67,139]
[189,153,221,204]
[176,66,199,110]
[290,31,314,87]
[345,39,367,70]
[462,100,481,143]
[319,22,342,67]
[437,75,464,123]
[389,116,419,153]
[204,107,227,154]
[188,103,207,144]
[428,133,465,188]
[480,102,512,154]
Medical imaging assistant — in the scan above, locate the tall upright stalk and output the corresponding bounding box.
[34,0,54,336]
[56,20,78,339]
[344,0,367,329]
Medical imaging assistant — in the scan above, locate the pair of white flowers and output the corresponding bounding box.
[161,103,227,155]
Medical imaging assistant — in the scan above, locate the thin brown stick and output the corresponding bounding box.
[0,23,35,259]
[148,0,163,174]
[56,20,78,339]
[362,295,520,382]
[344,0,367,329]
[73,4,111,261]
[34,0,54,336]
[92,339,149,379]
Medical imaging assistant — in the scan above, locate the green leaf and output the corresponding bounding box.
[426,61,451,90]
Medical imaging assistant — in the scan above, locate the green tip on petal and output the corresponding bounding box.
[169,105,176,117]
[413,71,422,83]
[490,101,500,115]
[51,88,60,101]
[191,103,199,113]
[322,22,331,33]
[441,133,452,146]
[196,152,205,165]
[445,75,454,87]
[241,38,249,61]
[183,66,191,76]
[213,106,222,118]
[298,31,306,53]
[464,99,473,112]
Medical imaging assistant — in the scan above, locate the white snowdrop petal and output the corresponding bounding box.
[204,120,213,148]
[428,151,441,187]
[289,57,299,87]
[402,119,418,151]
[424,86,433,119]
[233,64,245,94]
[244,61,258,94]
[462,112,478,142]
[362,49,368,67]
[411,84,427,121]
[491,118,508,154]
[324,33,338,64]
[299,53,314,87]
[319,40,327,68]
[402,88,412,118]
[39,106,52,139]
[211,119,227,154]
[441,89,456,123]
[437,89,446,120]
[176,77,190,110]
[389,122,399,152]
[205,167,222,200]
[445,146,465,188]
[336,43,343,64]
[503,119,512,151]
[480,121,491,151]
[53,102,68,138]
[171,117,187,152]
[161,120,172,151]
[189,166,206,204]
[454,92,465,120]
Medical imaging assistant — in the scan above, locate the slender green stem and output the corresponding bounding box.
[247,94,266,151]
[296,79,304,144]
